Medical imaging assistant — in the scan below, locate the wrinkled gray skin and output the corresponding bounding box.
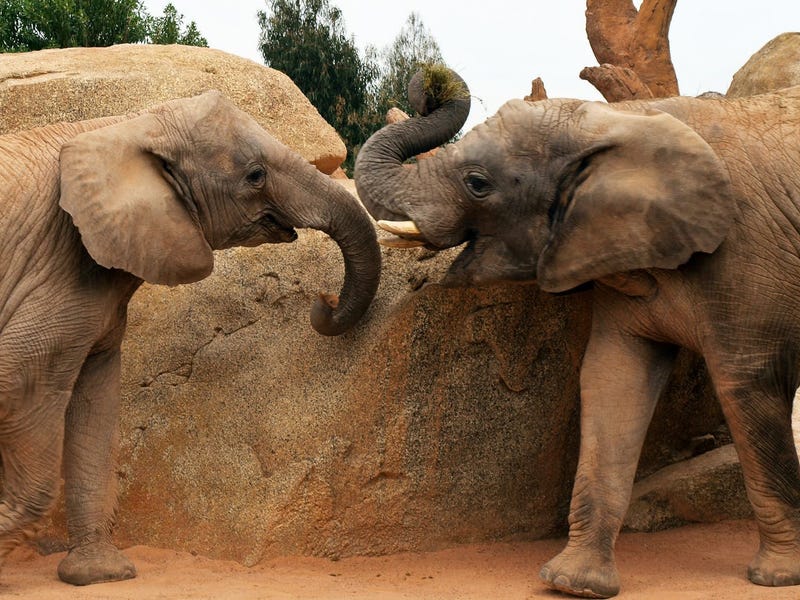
[0,91,380,585]
[355,69,800,598]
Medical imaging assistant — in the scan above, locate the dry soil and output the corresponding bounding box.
[3,519,796,600]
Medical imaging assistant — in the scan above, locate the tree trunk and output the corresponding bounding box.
[584,0,679,100]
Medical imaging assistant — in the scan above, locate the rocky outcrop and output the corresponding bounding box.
[41,232,592,564]
[0,44,346,173]
[625,445,752,532]
[35,222,726,565]
[727,32,800,98]
[8,44,728,565]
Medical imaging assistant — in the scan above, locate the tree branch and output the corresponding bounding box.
[584,0,679,99]
[636,0,678,53]
[585,0,638,66]
[580,64,655,102]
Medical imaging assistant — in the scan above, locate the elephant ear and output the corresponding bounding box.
[537,102,735,293]
[59,110,214,286]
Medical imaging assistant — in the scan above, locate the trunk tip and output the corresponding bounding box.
[310,293,348,336]
[409,65,470,117]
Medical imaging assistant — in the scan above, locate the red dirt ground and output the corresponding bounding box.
[2,519,795,599]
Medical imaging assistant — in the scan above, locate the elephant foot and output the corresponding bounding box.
[540,546,620,599]
[57,541,136,586]
[747,547,800,587]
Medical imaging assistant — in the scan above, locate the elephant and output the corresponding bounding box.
[0,90,380,585]
[354,66,800,598]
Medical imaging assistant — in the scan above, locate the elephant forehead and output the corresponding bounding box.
[462,103,564,161]
[184,114,282,171]
[455,128,541,179]
[454,123,511,165]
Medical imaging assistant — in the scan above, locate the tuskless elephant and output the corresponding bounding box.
[0,91,380,585]
[354,67,800,598]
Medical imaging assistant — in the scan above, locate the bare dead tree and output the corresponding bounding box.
[583,0,679,101]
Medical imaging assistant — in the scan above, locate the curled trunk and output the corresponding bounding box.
[281,156,381,336]
[354,67,471,224]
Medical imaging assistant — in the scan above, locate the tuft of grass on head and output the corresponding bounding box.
[420,63,468,105]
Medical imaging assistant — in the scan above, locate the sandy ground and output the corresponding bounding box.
[2,404,796,599]
[2,520,796,600]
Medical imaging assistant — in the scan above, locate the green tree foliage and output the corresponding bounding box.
[258,0,379,171]
[374,12,444,117]
[0,0,31,51]
[258,2,448,171]
[0,0,148,51]
[146,3,207,46]
[0,0,206,52]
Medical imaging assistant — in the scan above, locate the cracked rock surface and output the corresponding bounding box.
[31,223,725,565]
[9,45,732,565]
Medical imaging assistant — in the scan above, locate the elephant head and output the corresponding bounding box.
[355,67,735,292]
[59,91,380,335]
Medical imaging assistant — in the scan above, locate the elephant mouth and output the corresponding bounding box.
[259,212,298,243]
[441,236,480,286]
[378,219,480,284]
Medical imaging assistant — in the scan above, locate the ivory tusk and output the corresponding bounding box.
[377,220,422,237]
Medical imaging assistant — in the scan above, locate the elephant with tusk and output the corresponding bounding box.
[0,91,380,585]
[355,66,800,598]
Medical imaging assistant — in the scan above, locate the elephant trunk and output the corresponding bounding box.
[280,157,381,336]
[354,66,471,225]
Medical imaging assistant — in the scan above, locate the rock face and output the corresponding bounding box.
[625,445,752,532]
[37,228,724,566]
[0,44,346,173]
[5,44,728,565]
[112,243,592,565]
[727,32,800,98]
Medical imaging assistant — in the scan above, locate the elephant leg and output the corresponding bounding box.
[713,377,800,587]
[57,347,136,586]
[540,327,677,599]
[0,391,68,564]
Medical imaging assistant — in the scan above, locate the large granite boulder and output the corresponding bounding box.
[727,32,800,98]
[35,229,724,565]
[33,231,593,564]
[624,445,751,532]
[0,44,346,173]
[114,241,591,564]
[5,45,726,564]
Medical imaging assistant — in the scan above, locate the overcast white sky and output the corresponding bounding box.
[143,1,800,130]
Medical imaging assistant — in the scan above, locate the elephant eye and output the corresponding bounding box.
[464,172,492,198]
[246,166,267,187]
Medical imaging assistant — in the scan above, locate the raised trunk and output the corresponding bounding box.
[280,156,381,336]
[354,68,471,223]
